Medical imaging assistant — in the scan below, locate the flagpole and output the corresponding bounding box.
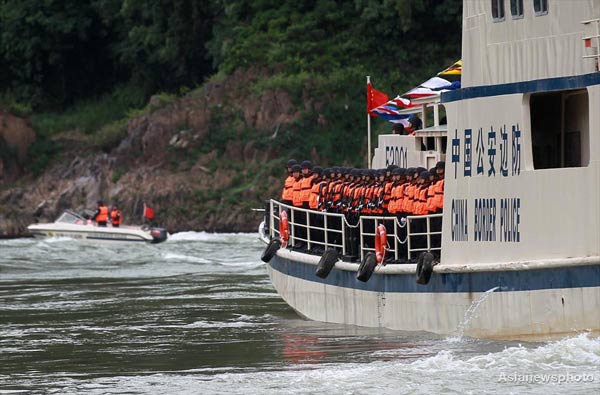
[366,76,371,169]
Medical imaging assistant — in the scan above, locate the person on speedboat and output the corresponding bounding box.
[110,204,122,227]
[94,201,109,227]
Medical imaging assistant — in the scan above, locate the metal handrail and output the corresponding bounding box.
[406,214,443,259]
[358,216,403,262]
[269,200,347,254]
[582,18,600,70]
[268,199,443,262]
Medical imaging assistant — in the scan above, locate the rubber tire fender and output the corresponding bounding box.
[261,238,281,263]
[356,252,378,282]
[416,252,435,285]
[315,249,339,279]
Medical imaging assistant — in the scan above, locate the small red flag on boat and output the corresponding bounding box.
[367,82,389,115]
[143,204,155,220]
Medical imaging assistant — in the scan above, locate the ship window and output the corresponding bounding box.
[492,0,505,21]
[533,0,548,16]
[510,0,524,19]
[530,90,590,169]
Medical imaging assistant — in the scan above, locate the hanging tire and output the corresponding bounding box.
[357,252,378,282]
[315,249,339,279]
[261,238,281,262]
[416,252,435,285]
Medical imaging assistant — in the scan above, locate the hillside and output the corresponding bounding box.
[0,0,462,236]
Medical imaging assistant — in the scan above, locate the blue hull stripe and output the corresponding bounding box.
[269,255,600,293]
[442,72,600,103]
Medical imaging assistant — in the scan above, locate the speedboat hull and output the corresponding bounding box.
[27,222,167,244]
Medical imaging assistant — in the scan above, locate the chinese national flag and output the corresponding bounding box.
[367,82,389,115]
[143,204,155,220]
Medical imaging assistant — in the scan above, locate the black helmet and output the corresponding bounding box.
[287,159,298,167]
[291,164,301,172]
[301,160,312,169]
[435,161,445,169]
[312,166,322,175]
[419,171,429,179]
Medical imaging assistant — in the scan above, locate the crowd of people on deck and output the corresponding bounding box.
[280,160,445,217]
[278,159,445,260]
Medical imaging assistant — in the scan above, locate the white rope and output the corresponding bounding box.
[395,234,407,244]
[343,216,361,228]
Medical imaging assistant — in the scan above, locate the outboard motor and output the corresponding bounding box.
[150,227,168,243]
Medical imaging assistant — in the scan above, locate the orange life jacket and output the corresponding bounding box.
[417,186,429,215]
[426,184,436,214]
[281,175,295,201]
[292,178,303,207]
[96,206,108,222]
[300,175,313,204]
[318,182,329,209]
[111,209,122,225]
[309,182,320,209]
[432,179,444,210]
[382,182,393,211]
[402,184,415,214]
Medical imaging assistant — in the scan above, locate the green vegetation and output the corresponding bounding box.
[0,0,462,179]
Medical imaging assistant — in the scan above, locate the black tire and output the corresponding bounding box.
[356,252,378,282]
[261,238,281,262]
[416,252,435,285]
[315,249,339,278]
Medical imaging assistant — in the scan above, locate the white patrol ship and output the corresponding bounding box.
[259,0,600,340]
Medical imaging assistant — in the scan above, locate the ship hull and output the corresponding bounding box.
[266,248,600,340]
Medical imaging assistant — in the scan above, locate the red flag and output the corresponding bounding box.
[367,82,389,115]
[143,204,155,220]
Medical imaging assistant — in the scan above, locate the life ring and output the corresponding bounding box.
[315,249,339,279]
[356,252,378,282]
[374,223,387,263]
[279,210,289,247]
[416,251,435,285]
[261,238,281,262]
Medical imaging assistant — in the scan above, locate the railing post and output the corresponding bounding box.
[306,210,311,250]
[270,200,275,239]
[407,217,412,260]
[324,214,329,249]
[359,217,364,262]
[426,215,431,252]
[394,218,399,260]
[290,208,295,246]
[341,218,346,256]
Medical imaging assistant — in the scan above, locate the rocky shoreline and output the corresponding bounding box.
[0,72,295,237]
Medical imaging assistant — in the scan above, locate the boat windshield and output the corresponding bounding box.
[56,211,85,224]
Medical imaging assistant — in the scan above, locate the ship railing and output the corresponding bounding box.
[582,18,600,71]
[267,199,443,262]
[268,200,347,255]
[406,214,443,260]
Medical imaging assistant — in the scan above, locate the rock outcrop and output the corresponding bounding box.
[0,70,300,237]
[0,109,36,183]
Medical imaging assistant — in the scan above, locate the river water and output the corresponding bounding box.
[1,233,598,394]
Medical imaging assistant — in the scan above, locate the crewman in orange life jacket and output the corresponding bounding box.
[281,159,297,205]
[94,201,109,227]
[110,204,122,227]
